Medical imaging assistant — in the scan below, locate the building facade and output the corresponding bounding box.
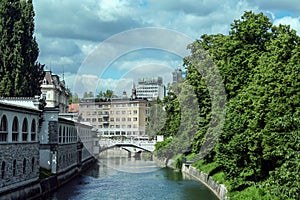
[41,70,70,113]
[79,97,151,138]
[172,67,184,83]
[0,97,41,193]
[136,77,166,100]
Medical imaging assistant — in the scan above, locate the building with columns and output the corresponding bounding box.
[0,97,41,194]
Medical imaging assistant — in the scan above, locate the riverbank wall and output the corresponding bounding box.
[181,164,228,200]
[0,157,96,200]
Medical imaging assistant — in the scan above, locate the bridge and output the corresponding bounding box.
[99,139,156,154]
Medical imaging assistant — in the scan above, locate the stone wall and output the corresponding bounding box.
[0,143,40,192]
[57,143,78,172]
[182,165,228,200]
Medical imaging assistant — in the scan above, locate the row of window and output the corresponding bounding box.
[98,124,139,129]
[0,115,37,142]
[58,125,77,144]
[0,158,35,179]
[84,110,140,116]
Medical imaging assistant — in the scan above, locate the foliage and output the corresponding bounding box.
[150,11,300,199]
[39,167,52,179]
[0,0,44,97]
[96,90,115,98]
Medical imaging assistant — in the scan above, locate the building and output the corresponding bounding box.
[172,67,184,83]
[79,93,152,139]
[0,97,41,194]
[136,77,165,100]
[41,70,70,113]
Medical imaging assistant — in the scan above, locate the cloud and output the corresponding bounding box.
[32,0,300,95]
[274,16,300,34]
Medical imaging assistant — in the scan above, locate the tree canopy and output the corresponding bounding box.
[0,0,44,97]
[151,11,300,199]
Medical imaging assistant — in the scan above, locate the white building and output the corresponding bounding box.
[136,77,165,100]
[41,70,70,113]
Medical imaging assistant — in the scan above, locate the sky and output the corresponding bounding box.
[32,0,300,97]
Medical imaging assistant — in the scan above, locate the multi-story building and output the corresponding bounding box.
[136,77,165,100]
[79,92,151,139]
[41,70,70,113]
[172,67,184,83]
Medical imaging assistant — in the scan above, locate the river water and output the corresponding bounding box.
[48,151,218,200]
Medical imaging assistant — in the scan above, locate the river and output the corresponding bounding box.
[48,151,218,200]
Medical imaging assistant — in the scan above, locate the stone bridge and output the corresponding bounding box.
[99,139,156,153]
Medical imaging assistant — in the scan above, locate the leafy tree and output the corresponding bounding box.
[185,11,300,199]
[0,0,44,97]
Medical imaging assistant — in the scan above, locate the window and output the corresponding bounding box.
[32,157,35,172]
[116,118,120,122]
[1,161,5,179]
[98,118,102,122]
[12,117,19,142]
[23,158,26,174]
[0,115,8,142]
[63,127,66,143]
[116,111,120,115]
[133,110,138,114]
[122,125,126,128]
[122,118,126,121]
[122,111,126,114]
[59,126,62,143]
[22,118,28,141]
[31,119,36,141]
[133,117,137,121]
[110,118,114,122]
[127,118,131,121]
[13,160,16,176]
[127,125,131,128]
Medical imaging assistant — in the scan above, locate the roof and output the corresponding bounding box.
[68,103,79,113]
[0,97,41,112]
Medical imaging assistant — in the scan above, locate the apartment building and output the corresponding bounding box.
[79,95,151,138]
[136,77,166,100]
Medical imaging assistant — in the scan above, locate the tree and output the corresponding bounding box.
[185,11,300,198]
[0,0,44,97]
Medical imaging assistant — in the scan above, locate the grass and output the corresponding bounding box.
[39,167,53,179]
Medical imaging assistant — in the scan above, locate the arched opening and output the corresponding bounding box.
[22,118,28,141]
[12,117,19,142]
[0,115,8,142]
[31,119,36,141]
[59,126,62,143]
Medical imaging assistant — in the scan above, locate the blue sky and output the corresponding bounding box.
[32,0,300,96]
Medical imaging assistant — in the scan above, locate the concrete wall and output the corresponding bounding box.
[182,165,228,200]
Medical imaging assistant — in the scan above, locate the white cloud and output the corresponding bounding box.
[96,0,133,22]
[274,16,300,34]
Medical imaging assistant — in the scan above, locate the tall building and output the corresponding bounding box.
[172,67,184,83]
[136,77,165,100]
[41,70,70,113]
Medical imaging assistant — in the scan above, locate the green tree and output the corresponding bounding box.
[0,0,44,97]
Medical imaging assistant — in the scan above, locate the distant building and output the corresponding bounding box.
[172,67,184,83]
[79,88,152,138]
[136,77,166,100]
[41,70,70,113]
